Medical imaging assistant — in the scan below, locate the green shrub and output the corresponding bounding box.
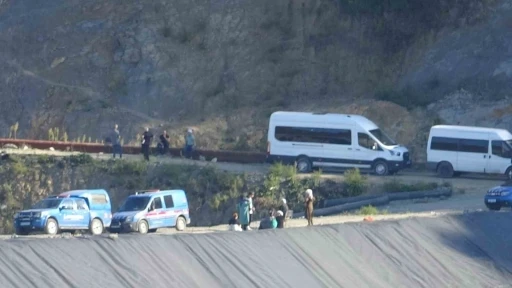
[343,168,367,196]
[358,205,379,215]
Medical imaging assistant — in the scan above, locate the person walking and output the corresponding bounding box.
[304,189,315,226]
[112,124,123,159]
[141,127,153,161]
[236,196,251,231]
[184,129,195,159]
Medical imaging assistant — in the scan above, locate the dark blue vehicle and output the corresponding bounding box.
[484,181,512,211]
[13,189,112,235]
[110,189,190,234]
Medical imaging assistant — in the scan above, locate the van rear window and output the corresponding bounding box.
[91,194,108,204]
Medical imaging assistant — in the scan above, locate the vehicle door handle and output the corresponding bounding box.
[348,148,352,150]
[355,149,360,151]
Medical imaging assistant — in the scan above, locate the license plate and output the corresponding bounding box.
[487,199,497,203]
[20,222,30,226]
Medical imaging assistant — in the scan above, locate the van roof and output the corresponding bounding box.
[270,111,379,130]
[57,189,108,198]
[131,189,185,197]
[431,125,512,138]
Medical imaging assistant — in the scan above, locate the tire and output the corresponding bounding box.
[45,218,59,235]
[90,218,104,236]
[176,216,186,231]
[138,220,149,234]
[15,228,29,236]
[373,160,389,176]
[437,162,454,178]
[296,157,312,173]
[506,167,512,180]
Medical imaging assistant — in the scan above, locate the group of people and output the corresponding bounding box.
[110,124,196,161]
[229,189,315,231]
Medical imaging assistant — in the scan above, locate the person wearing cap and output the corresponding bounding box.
[275,210,285,228]
[258,209,277,230]
[184,128,195,159]
[304,189,315,226]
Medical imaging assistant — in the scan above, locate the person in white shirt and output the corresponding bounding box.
[248,192,255,230]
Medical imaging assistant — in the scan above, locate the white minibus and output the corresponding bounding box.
[427,125,512,179]
[266,111,411,175]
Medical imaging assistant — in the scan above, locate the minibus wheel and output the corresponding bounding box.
[506,167,512,180]
[296,157,312,173]
[373,160,388,176]
[437,162,454,178]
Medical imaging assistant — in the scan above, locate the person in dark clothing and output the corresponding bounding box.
[275,210,285,228]
[259,209,277,230]
[228,212,242,231]
[159,130,170,155]
[141,127,153,161]
[112,124,123,159]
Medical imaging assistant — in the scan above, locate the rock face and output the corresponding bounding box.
[0,0,512,163]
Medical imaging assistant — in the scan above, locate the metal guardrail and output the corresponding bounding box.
[0,138,267,164]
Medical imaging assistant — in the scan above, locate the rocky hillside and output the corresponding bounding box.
[1,0,511,162]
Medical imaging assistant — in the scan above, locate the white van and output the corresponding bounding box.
[266,111,411,175]
[427,125,512,179]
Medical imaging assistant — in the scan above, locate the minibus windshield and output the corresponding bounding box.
[369,129,397,146]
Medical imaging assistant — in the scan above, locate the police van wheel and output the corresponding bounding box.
[90,218,104,236]
[373,160,388,176]
[506,167,512,180]
[45,218,59,235]
[176,216,186,231]
[138,220,149,234]
[296,157,312,173]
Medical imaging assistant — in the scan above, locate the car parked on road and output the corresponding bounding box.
[109,189,190,234]
[13,189,112,235]
[484,181,512,211]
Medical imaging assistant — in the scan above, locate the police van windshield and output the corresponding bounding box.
[32,199,62,209]
[369,129,397,146]
[118,197,150,212]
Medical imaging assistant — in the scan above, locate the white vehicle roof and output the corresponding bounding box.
[270,111,379,131]
[430,125,512,139]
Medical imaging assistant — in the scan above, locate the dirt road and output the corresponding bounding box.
[1,147,507,230]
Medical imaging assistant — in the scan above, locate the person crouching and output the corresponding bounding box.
[259,209,277,230]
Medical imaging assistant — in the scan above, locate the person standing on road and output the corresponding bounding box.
[237,196,251,231]
[141,127,153,161]
[112,124,123,159]
[248,192,255,230]
[159,130,170,155]
[184,129,195,159]
[304,189,315,226]
[275,210,285,228]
